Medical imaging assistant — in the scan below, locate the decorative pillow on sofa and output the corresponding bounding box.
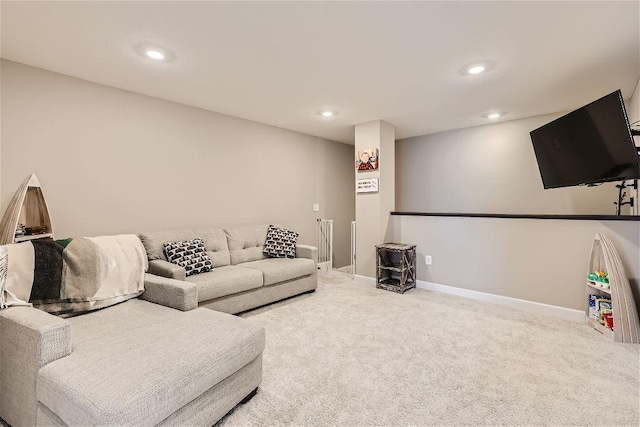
[163,238,213,276]
[263,225,298,259]
[0,235,147,317]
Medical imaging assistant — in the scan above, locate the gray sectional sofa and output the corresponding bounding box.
[0,224,318,426]
[139,224,318,314]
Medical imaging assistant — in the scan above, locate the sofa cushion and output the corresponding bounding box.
[163,238,213,276]
[37,299,265,426]
[224,225,270,265]
[185,265,263,301]
[139,228,230,267]
[263,225,298,259]
[238,258,316,286]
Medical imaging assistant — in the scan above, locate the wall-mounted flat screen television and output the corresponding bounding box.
[530,90,640,189]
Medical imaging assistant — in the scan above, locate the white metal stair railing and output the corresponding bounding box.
[317,219,333,272]
[350,220,356,276]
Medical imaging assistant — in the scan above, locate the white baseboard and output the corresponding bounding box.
[416,280,584,322]
[353,275,584,322]
[355,274,376,284]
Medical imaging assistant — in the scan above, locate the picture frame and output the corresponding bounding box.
[356,177,379,193]
[355,148,379,171]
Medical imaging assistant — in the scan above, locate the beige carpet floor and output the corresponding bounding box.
[219,271,640,426]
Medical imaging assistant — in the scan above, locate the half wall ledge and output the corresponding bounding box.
[390,212,640,221]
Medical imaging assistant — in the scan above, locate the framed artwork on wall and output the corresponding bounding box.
[356,148,379,171]
[356,177,379,193]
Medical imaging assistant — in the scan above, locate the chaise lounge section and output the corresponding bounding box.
[0,273,265,426]
[139,224,318,314]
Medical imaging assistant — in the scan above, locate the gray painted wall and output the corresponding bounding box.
[396,112,623,215]
[354,120,395,277]
[1,60,355,267]
[393,215,639,311]
[394,83,640,311]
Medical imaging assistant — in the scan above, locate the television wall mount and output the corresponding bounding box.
[614,180,637,216]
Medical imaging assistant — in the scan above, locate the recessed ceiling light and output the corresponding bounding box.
[460,61,495,76]
[145,49,165,60]
[487,113,501,119]
[134,44,174,62]
[318,110,337,118]
[468,65,485,74]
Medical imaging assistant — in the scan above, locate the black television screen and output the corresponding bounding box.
[530,90,640,189]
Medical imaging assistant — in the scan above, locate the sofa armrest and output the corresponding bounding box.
[147,259,187,281]
[296,244,318,266]
[0,307,72,426]
[141,273,198,311]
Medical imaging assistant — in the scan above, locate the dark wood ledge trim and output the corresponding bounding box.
[390,212,640,221]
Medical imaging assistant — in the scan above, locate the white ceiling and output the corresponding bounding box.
[1,1,639,144]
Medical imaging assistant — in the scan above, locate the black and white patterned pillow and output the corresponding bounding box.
[263,225,298,259]
[163,238,213,276]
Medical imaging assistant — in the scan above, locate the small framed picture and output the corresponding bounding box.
[356,177,379,193]
[356,148,379,171]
